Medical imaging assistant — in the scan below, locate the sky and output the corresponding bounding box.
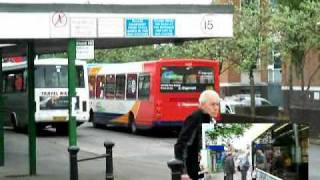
[232,123,274,150]
[0,0,212,4]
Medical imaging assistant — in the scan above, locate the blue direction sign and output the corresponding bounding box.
[152,19,175,37]
[125,18,150,37]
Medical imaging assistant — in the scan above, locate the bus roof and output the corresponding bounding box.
[87,58,218,75]
[88,58,219,75]
[88,61,145,75]
[2,58,86,71]
[158,58,218,63]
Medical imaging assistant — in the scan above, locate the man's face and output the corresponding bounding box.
[202,96,220,118]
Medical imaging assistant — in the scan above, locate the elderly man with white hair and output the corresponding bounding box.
[174,90,220,180]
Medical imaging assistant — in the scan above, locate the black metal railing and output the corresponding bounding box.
[68,141,115,180]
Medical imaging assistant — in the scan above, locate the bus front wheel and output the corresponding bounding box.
[128,113,137,134]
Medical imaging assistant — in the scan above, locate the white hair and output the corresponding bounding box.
[198,90,220,105]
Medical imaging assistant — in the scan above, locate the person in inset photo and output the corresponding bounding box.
[224,150,235,180]
[255,149,267,171]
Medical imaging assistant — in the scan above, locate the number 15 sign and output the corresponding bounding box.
[201,14,233,37]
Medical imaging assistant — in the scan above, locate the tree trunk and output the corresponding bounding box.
[300,62,306,108]
[307,63,320,91]
[219,60,223,75]
[249,69,256,117]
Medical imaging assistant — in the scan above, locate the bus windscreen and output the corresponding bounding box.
[35,65,85,88]
[160,66,214,92]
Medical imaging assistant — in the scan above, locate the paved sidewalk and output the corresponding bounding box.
[0,129,172,180]
[0,131,108,180]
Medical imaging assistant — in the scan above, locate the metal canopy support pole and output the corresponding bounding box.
[27,41,36,175]
[68,39,78,180]
[293,123,300,179]
[0,51,4,166]
[68,39,77,146]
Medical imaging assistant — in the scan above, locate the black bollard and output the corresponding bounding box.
[167,159,184,180]
[68,146,80,180]
[104,141,115,180]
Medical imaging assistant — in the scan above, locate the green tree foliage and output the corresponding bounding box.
[92,39,233,67]
[39,53,67,59]
[206,123,251,144]
[233,3,262,72]
[269,0,320,109]
[277,0,306,10]
[93,45,160,63]
[230,3,271,116]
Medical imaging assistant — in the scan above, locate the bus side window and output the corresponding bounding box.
[76,66,85,88]
[138,74,150,100]
[126,74,137,99]
[115,74,125,99]
[105,74,115,99]
[14,73,24,92]
[96,75,105,99]
[95,76,102,98]
[89,76,96,98]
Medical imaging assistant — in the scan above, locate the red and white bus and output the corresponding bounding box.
[88,59,220,133]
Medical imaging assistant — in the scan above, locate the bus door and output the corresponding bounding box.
[134,73,153,126]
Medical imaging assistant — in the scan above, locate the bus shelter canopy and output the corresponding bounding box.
[0,3,233,57]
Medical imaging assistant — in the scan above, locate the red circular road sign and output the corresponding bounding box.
[52,12,67,28]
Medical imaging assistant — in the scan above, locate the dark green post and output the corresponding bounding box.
[27,42,36,175]
[0,50,4,166]
[68,39,77,146]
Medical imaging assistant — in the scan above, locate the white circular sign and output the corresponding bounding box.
[52,12,67,28]
[201,15,216,34]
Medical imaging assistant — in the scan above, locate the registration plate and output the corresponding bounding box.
[53,116,67,122]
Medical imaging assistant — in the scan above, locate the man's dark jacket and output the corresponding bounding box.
[174,109,211,180]
[224,155,235,174]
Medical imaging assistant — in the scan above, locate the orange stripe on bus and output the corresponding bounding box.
[112,101,140,124]
[130,101,141,119]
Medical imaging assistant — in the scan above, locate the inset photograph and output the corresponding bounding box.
[200,123,309,180]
